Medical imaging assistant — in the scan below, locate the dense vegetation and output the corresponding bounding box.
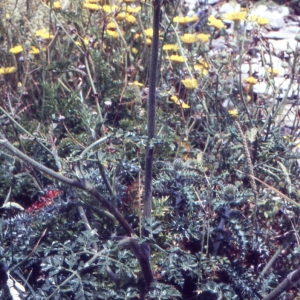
[0,0,300,299]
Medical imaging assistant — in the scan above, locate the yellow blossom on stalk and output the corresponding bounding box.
[207,15,225,29]
[132,47,138,54]
[107,22,116,29]
[107,30,119,38]
[144,28,153,37]
[168,55,185,63]
[180,33,198,44]
[162,44,179,51]
[116,12,127,20]
[170,95,190,109]
[245,77,258,85]
[126,6,141,14]
[30,46,40,55]
[102,5,118,13]
[197,33,210,43]
[125,14,136,23]
[146,38,152,45]
[257,17,269,26]
[129,81,144,87]
[267,68,280,75]
[0,66,17,75]
[83,2,102,10]
[35,28,54,39]
[222,11,247,21]
[182,78,198,89]
[173,15,198,24]
[9,45,23,54]
[228,109,239,118]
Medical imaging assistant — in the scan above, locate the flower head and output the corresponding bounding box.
[182,78,198,89]
[106,30,120,38]
[0,66,17,75]
[168,55,185,63]
[30,46,40,55]
[83,2,102,10]
[102,5,118,13]
[126,6,141,14]
[9,45,23,54]
[228,109,239,118]
[180,33,198,44]
[197,33,210,43]
[129,81,144,87]
[162,44,179,51]
[245,77,258,85]
[222,11,247,21]
[48,1,61,9]
[267,68,280,76]
[144,28,153,38]
[35,28,54,39]
[170,95,190,108]
[125,14,136,23]
[207,15,225,29]
[257,17,269,26]
[173,15,198,25]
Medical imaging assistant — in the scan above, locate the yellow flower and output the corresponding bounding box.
[245,77,258,85]
[107,22,116,30]
[197,33,210,43]
[35,28,54,39]
[249,15,258,22]
[48,1,61,9]
[125,14,136,23]
[168,55,185,63]
[85,0,105,3]
[83,2,102,10]
[144,28,153,37]
[106,30,119,38]
[132,47,138,54]
[162,44,179,51]
[102,5,118,13]
[129,81,144,87]
[257,17,269,26]
[0,66,17,75]
[180,33,198,44]
[228,109,239,118]
[222,11,247,21]
[126,6,141,14]
[267,68,280,75]
[116,12,127,20]
[173,15,198,25]
[182,78,198,89]
[207,15,225,29]
[30,46,40,54]
[9,45,23,54]
[170,95,190,109]
[146,38,152,45]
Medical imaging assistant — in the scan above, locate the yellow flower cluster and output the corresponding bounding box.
[168,55,185,63]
